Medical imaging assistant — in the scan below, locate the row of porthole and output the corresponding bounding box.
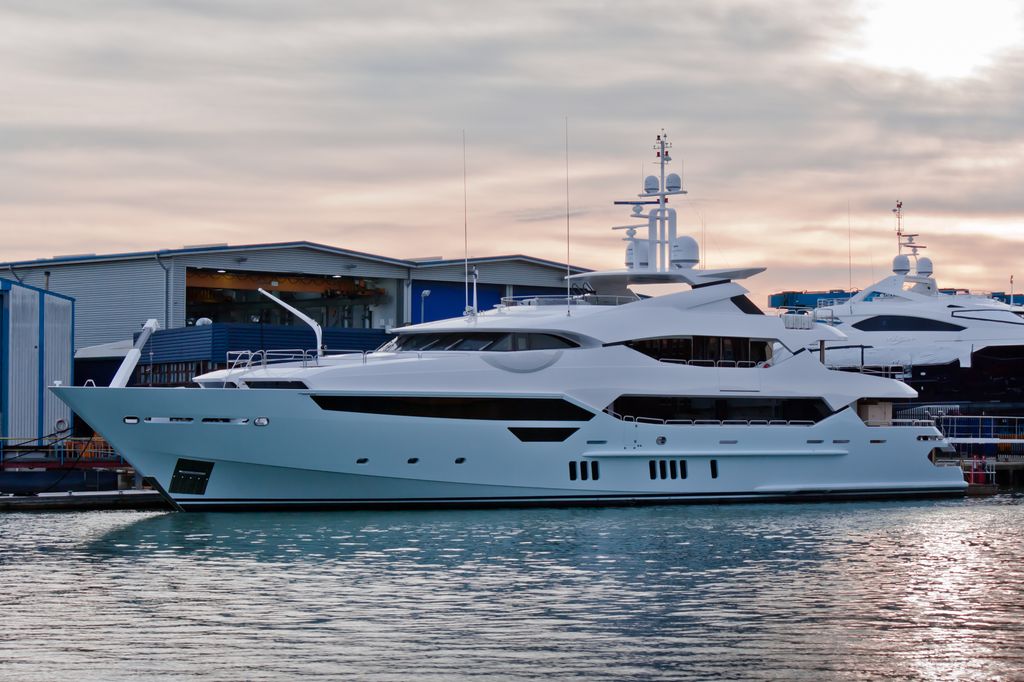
[354,457,467,465]
[123,416,269,426]
[568,460,599,481]
[649,459,718,480]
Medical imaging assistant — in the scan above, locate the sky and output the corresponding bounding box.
[2,0,1024,305]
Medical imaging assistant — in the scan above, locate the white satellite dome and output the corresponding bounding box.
[643,175,659,194]
[892,254,911,275]
[666,173,682,192]
[916,256,934,277]
[625,239,650,269]
[670,236,699,269]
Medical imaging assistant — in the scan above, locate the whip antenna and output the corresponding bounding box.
[463,129,469,314]
[565,117,571,316]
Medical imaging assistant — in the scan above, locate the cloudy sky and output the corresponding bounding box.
[2,0,1023,304]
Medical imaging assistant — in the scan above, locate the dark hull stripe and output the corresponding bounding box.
[174,487,966,512]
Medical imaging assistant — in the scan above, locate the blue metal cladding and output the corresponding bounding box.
[767,290,854,309]
[137,323,392,363]
[511,285,569,299]
[411,281,504,323]
[0,291,6,442]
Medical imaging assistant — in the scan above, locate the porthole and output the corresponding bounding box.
[649,459,689,480]
[123,416,139,424]
[356,458,368,464]
[656,436,667,445]
[455,457,466,464]
[407,457,419,464]
[254,417,270,427]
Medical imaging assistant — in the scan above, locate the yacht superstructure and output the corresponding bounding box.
[794,203,1024,407]
[53,135,966,510]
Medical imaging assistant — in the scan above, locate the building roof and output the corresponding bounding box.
[0,241,589,274]
[414,254,590,273]
[0,276,76,302]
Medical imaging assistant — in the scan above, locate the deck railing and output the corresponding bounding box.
[499,294,638,308]
[0,436,125,468]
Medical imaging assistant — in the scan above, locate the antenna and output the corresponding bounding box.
[893,200,925,260]
[565,117,571,316]
[462,129,469,315]
[472,265,478,314]
[847,200,853,291]
[893,199,903,253]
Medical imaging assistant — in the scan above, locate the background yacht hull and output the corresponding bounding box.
[54,386,967,511]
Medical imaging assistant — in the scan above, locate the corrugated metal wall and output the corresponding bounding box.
[43,295,73,435]
[12,259,166,350]
[6,286,39,440]
[1,283,74,442]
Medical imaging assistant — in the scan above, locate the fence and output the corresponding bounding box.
[0,436,126,468]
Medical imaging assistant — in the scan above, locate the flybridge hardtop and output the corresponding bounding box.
[390,284,845,351]
[52,133,965,511]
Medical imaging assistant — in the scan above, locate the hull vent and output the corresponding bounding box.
[169,459,214,495]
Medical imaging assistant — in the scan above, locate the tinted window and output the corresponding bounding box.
[852,316,965,332]
[731,295,764,315]
[626,336,772,364]
[608,395,833,423]
[450,333,505,350]
[312,395,595,421]
[387,332,576,352]
[524,334,577,350]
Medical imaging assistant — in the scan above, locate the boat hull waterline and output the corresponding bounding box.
[54,386,967,511]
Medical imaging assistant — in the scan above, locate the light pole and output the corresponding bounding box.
[420,289,431,323]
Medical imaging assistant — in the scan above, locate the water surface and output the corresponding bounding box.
[2,498,1023,680]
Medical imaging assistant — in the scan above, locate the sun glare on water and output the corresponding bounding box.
[837,0,1023,79]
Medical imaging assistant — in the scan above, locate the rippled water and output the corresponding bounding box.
[2,498,1023,680]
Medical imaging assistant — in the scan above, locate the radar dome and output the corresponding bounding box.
[670,236,699,269]
[643,175,659,194]
[666,173,682,192]
[196,317,213,326]
[892,254,911,275]
[626,240,650,269]
[916,257,933,277]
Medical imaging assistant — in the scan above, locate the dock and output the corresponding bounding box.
[0,490,171,512]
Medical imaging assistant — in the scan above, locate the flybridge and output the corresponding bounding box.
[568,131,764,294]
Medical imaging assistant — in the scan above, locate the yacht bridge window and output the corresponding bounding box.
[607,395,833,423]
[378,332,579,352]
[851,316,965,332]
[624,336,772,366]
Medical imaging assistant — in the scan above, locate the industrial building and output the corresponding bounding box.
[0,278,73,443]
[1,242,587,386]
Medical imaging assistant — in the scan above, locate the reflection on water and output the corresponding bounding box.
[1,498,1023,680]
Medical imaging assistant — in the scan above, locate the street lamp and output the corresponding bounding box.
[420,289,431,323]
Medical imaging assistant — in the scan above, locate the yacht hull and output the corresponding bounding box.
[53,386,967,511]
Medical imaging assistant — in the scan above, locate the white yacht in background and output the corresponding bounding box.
[793,203,1024,409]
[53,135,966,510]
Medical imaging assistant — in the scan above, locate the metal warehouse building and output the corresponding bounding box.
[0,242,586,386]
[0,278,73,443]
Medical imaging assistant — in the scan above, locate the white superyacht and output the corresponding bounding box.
[793,202,1024,407]
[53,135,966,510]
